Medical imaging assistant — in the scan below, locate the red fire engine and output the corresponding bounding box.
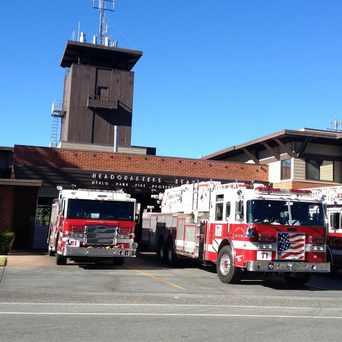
[310,186,342,271]
[142,182,330,284]
[48,188,138,265]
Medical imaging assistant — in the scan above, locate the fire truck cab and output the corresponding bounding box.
[142,182,330,284]
[48,188,138,265]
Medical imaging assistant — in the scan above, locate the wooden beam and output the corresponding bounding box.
[242,148,259,164]
[295,137,311,158]
[274,138,294,157]
[262,142,280,160]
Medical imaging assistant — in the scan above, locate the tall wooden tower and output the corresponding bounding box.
[59,40,142,149]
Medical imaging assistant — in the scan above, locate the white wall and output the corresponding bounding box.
[268,161,281,183]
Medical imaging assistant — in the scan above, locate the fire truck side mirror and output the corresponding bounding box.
[136,203,141,213]
[135,203,141,221]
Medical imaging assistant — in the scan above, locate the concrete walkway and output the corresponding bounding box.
[7,255,54,268]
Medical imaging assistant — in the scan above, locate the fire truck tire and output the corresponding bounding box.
[166,240,177,266]
[56,254,67,265]
[216,245,241,284]
[327,247,338,274]
[284,273,311,287]
[158,243,167,264]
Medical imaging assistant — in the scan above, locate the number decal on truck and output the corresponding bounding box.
[257,251,272,261]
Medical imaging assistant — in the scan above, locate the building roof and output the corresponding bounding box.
[61,41,143,70]
[0,146,13,152]
[203,128,342,160]
[0,179,42,187]
[13,145,268,188]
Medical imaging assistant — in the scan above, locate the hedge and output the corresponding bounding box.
[0,232,15,255]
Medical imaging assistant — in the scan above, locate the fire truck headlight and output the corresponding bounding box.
[268,263,274,270]
[260,244,273,250]
[312,265,317,271]
[312,245,325,252]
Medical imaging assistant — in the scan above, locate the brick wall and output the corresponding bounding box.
[14,145,268,182]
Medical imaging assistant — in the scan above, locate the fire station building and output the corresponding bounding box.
[0,36,339,251]
[0,146,267,250]
[0,39,269,250]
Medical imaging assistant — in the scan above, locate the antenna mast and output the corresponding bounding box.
[329,117,342,131]
[92,0,116,45]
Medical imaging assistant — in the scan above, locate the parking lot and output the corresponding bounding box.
[1,254,342,342]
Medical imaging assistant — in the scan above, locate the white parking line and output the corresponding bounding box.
[0,312,342,319]
[0,302,341,311]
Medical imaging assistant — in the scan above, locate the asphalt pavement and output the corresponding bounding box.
[1,254,342,342]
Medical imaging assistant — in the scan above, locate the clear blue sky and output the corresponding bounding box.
[1,0,342,158]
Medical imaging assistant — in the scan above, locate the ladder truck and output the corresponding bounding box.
[310,186,342,271]
[48,187,138,265]
[142,182,330,284]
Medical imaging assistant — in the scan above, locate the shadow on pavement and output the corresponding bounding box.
[76,252,201,271]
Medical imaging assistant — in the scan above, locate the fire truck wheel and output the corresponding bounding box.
[158,243,167,264]
[166,240,177,266]
[284,273,311,287]
[217,245,240,284]
[327,248,338,274]
[56,254,67,266]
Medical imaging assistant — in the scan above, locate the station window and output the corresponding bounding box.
[306,160,321,181]
[281,159,291,180]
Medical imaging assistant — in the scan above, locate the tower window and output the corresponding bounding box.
[97,86,109,98]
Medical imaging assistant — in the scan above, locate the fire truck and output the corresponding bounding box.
[310,186,342,271]
[48,188,138,265]
[142,182,330,284]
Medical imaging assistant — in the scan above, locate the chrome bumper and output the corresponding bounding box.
[246,261,330,273]
[63,245,137,258]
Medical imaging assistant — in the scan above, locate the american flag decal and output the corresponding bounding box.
[277,232,306,260]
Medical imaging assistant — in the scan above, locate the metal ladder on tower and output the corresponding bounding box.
[50,102,64,147]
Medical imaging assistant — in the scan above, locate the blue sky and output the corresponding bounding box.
[1,0,342,158]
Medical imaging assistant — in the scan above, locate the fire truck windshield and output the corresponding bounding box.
[247,200,324,226]
[66,199,134,221]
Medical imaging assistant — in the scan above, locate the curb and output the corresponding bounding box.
[0,256,7,267]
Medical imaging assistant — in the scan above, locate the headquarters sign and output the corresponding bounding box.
[90,172,206,191]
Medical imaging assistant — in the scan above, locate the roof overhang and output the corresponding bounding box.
[0,179,42,187]
[61,41,143,70]
[203,128,342,160]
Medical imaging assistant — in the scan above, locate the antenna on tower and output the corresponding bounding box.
[329,117,342,131]
[92,0,116,46]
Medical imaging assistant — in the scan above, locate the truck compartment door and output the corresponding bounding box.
[184,224,199,257]
[175,218,185,253]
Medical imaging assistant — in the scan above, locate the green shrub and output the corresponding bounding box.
[0,231,15,255]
